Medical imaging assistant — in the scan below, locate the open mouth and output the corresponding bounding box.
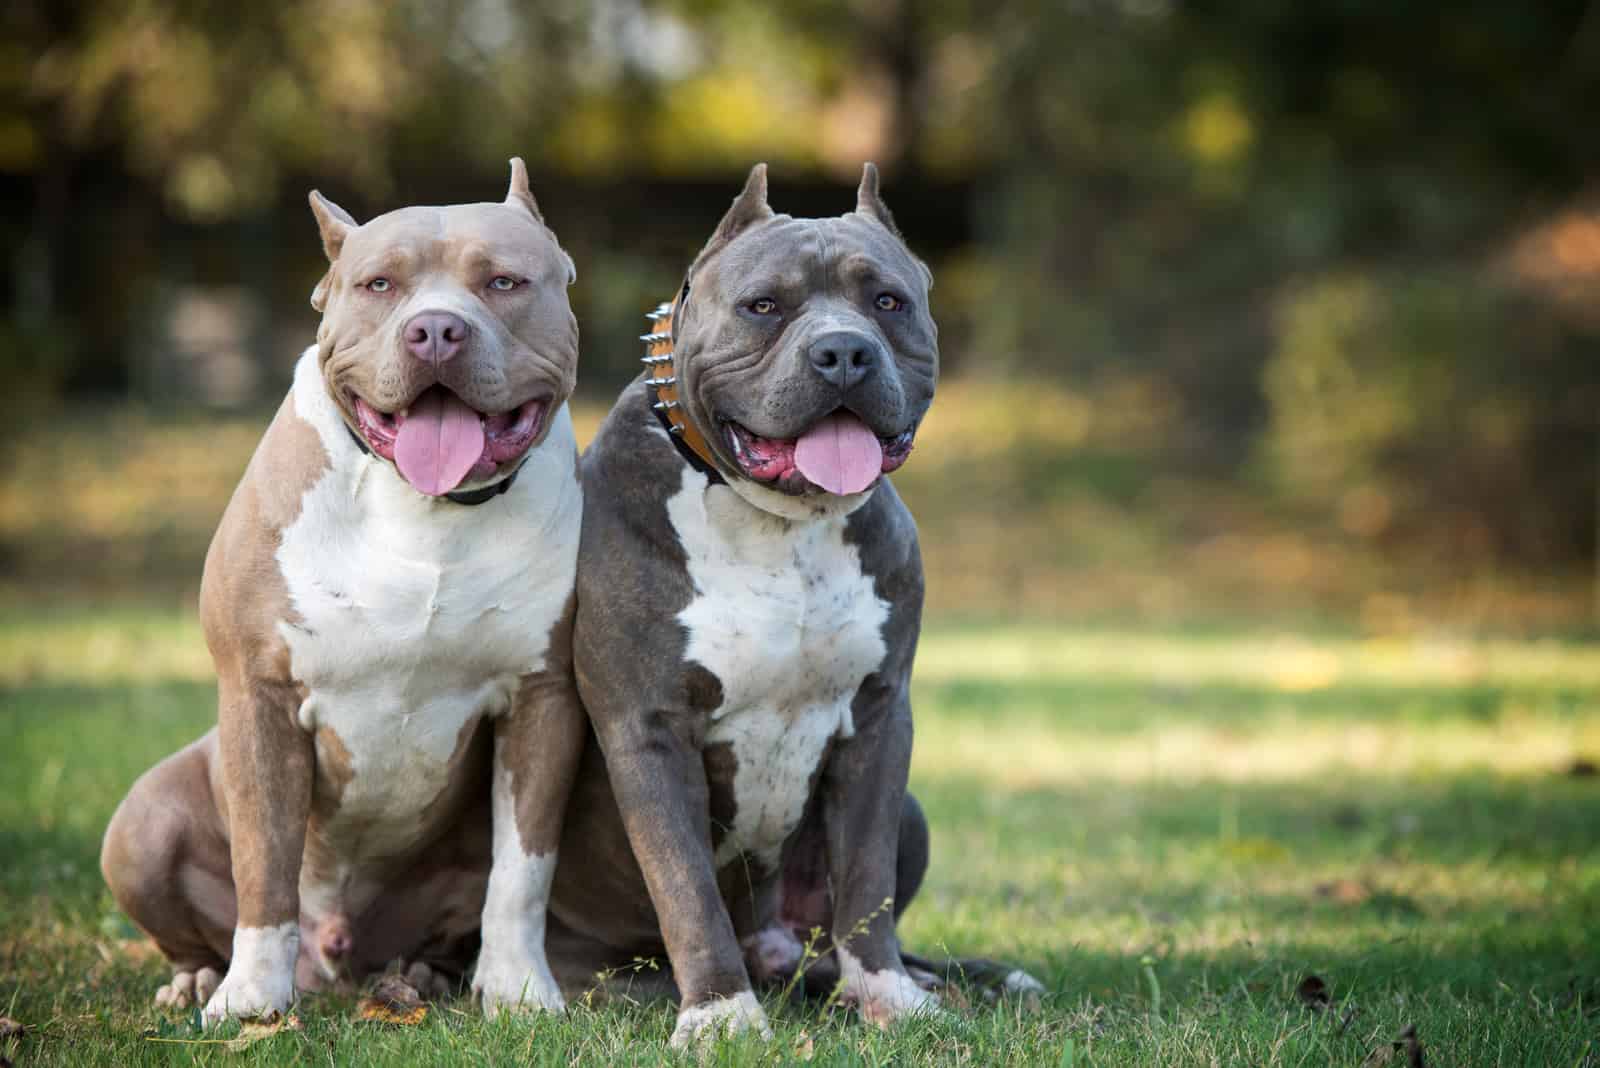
[720,410,916,496]
[352,385,547,496]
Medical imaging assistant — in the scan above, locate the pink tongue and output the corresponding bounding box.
[793,412,884,495]
[394,388,486,495]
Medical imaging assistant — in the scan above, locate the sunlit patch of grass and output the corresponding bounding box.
[2,613,1597,1065]
[917,625,1600,689]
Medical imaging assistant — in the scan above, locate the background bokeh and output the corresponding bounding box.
[4,0,1600,629]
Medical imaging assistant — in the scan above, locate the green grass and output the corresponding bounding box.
[3,610,1598,1065]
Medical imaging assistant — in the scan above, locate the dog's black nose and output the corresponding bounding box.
[806,330,878,389]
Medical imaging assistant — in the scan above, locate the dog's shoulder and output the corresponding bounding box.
[578,377,697,556]
[200,363,333,683]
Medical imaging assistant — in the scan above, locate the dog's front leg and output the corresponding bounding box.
[594,703,772,1048]
[203,674,312,1027]
[474,670,585,1016]
[823,682,938,1027]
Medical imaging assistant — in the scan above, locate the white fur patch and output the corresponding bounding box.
[669,990,772,1049]
[724,470,876,522]
[202,922,298,1027]
[665,467,889,870]
[1003,968,1046,996]
[276,348,580,922]
[837,945,939,1027]
[742,925,804,983]
[473,735,564,1016]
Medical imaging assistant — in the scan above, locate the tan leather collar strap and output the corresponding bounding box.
[642,293,725,484]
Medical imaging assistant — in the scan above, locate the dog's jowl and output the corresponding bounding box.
[550,164,1024,1047]
[99,161,586,1026]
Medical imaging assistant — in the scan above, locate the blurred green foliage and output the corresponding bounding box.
[3,0,1600,586]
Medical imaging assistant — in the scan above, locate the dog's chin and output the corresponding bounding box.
[345,385,548,489]
[716,412,916,498]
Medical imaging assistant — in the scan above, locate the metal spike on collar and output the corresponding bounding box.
[668,424,684,436]
[652,399,679,412]
[651,375,677,387]
[639,331,671,343]
[640,353,672,365]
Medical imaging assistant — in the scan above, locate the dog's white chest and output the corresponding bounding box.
[666,471,889,868]
[274,356,578,866]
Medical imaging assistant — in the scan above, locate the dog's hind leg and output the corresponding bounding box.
[749,793,931,996]
[101,730,237,1008]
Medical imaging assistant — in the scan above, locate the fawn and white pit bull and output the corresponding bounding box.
[100,161,585,1026]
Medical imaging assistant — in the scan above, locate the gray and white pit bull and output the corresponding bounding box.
[100,161,586,1026]
[546,165,1040,1046]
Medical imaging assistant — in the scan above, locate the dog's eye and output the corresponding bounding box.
[489,276,521,292]
[366,278,392,293]
[874,293,904,312]
[748,298,778,315]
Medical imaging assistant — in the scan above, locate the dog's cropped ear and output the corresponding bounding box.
[855,162,902,238]
[309,191,356,262]
[505,157,545,223]
[687,163,773,283]
[309,191,358,311]
[710,163,773,247]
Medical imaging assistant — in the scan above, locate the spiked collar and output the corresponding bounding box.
[642,293,725,484]
[343,423,528,505]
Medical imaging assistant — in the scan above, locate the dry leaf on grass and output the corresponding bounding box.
[940,983,974,1012]
[1361,1024,1425,1068]
[114,939,163,963]
[225,1014,302,1052]
[357,974,429,1026]
[1294,974,1330,1011]
[1315,879,1371,906]
[792,1029,816,1061]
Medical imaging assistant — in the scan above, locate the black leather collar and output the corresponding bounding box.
[344,424,526,505]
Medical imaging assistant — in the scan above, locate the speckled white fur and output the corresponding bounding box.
[666,467,889,870]
[669,990,772,1049]
[203,922,298,1026]
[473,736,565,1015]
[837,945,939,1027]
[272,347,579,980]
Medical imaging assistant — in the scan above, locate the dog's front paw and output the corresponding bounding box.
[838,948,941,1028]
[201,923,298,1028]
[473,948,566,1017]
[669,991,772,1049]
